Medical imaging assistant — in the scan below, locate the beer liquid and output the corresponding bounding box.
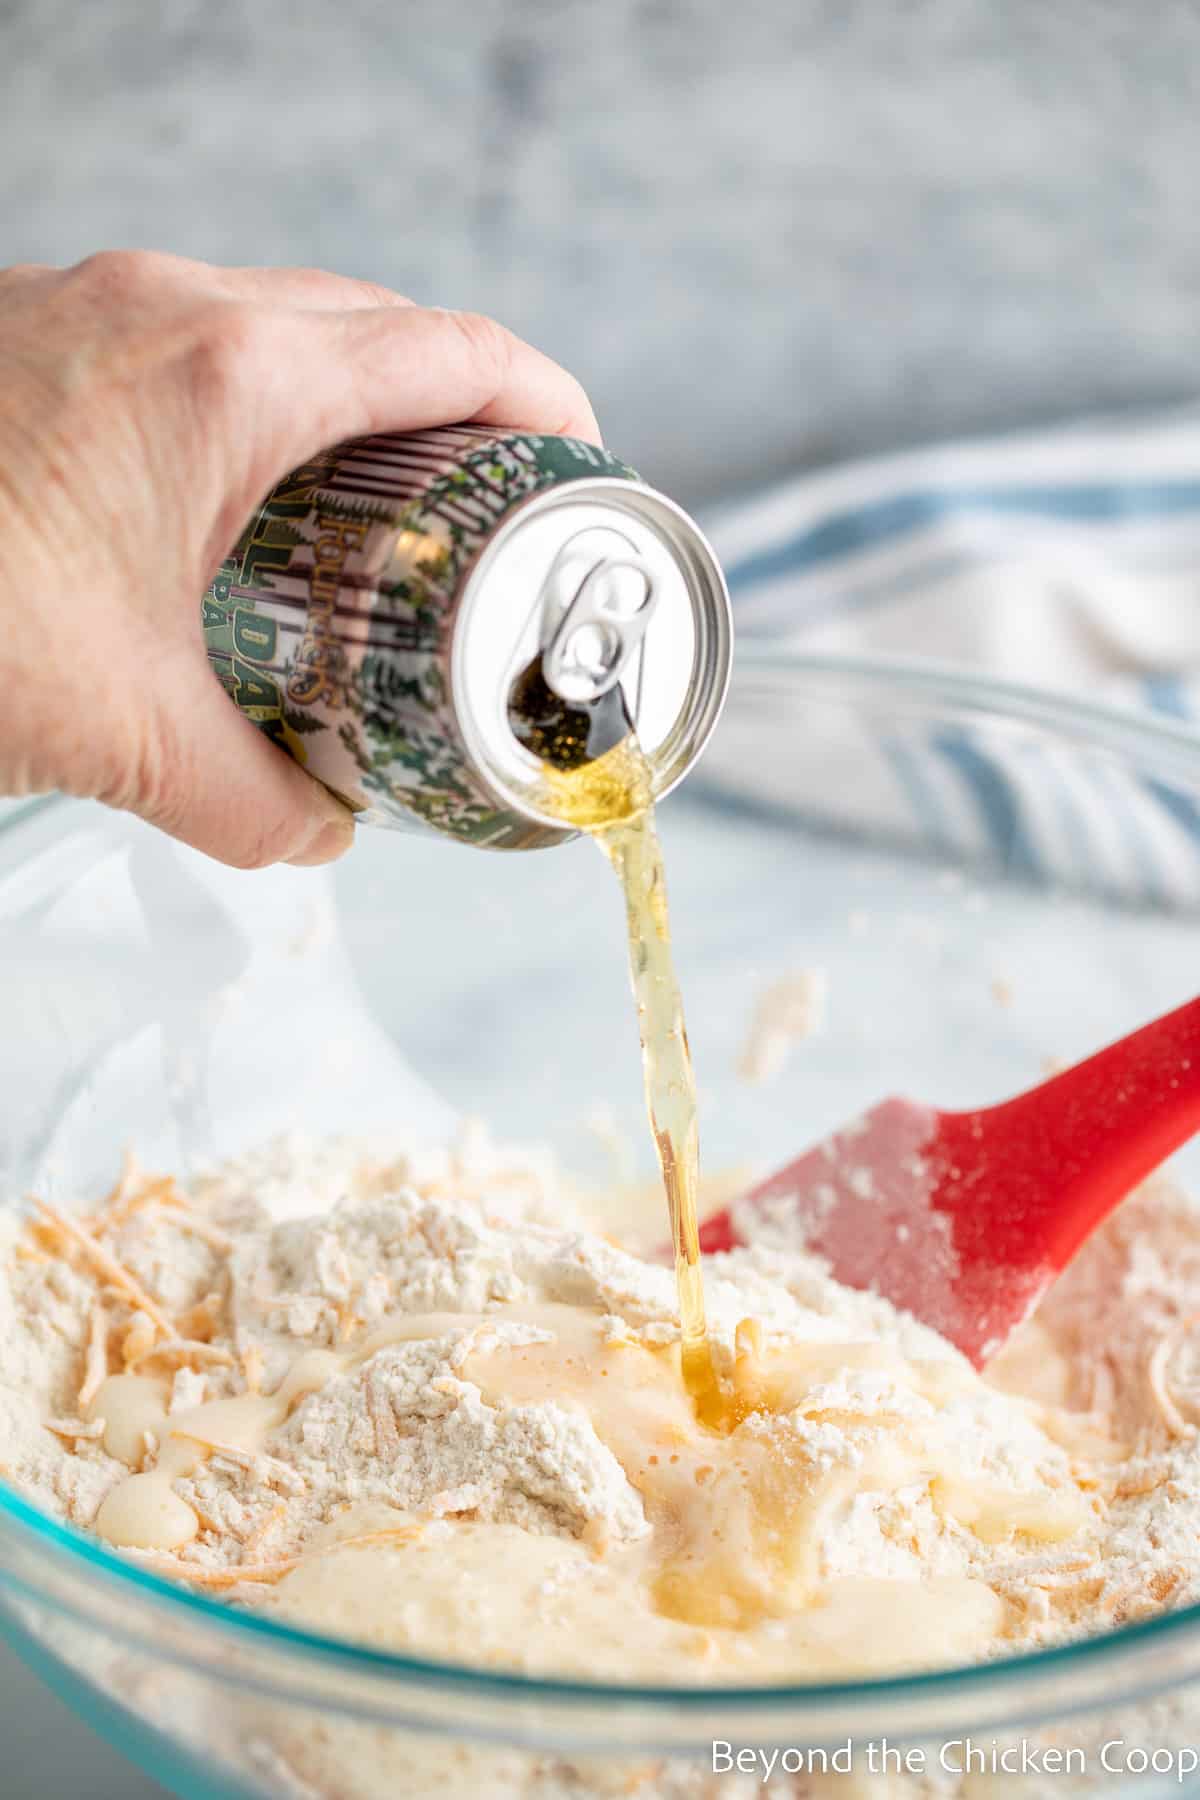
[510,664,724,1425]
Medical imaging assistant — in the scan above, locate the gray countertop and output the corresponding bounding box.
[2,3,1199,1792]
[0,1639,168,1798]
[4,0,1200,508]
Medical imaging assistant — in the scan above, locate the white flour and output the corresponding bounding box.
[4,1131,1200,1796]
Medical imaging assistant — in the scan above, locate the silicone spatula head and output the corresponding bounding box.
[698,996,1200,1365]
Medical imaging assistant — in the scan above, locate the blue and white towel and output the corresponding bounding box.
[699,407,1200,909]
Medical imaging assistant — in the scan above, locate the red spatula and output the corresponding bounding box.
[698,994,1200,1366]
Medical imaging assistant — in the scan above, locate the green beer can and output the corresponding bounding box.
[203,427,732,850]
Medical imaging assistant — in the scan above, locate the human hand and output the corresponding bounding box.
[0,252,599,867]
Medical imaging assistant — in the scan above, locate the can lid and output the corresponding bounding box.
[452,478,733,835]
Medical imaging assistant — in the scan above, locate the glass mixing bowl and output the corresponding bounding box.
[4,646,1200,1799]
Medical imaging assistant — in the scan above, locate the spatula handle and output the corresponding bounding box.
[937,992,1200,1276]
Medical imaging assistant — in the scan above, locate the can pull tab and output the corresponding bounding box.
[539,552,659,705]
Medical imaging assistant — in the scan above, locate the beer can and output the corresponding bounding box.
[202,427,733,850]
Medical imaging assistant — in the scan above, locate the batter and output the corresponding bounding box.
[4,1128,1192,1693]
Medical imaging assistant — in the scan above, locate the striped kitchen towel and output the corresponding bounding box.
[698,407,1200,908]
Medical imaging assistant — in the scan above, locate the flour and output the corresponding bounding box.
[6,1133,1200,1796]
[738,968,828,1084]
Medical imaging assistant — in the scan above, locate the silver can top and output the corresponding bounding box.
[451,478,733,839]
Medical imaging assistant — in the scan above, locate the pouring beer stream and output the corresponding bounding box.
[206,424,734,1421]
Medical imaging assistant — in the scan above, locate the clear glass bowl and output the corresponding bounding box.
[4,646,1200,1799]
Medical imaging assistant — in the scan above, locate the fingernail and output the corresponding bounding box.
[285,808,356,868]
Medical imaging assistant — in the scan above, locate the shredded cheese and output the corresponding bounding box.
[77,1304,110,1411]
[131,1339,236,1370]
[43,1417,105,1442]
[168,1430,307,1495]
[34,1199,176,1339]
[140,1524,424,1590]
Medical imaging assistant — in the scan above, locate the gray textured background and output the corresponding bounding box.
[5,0,1200,506]
[2,2,1200,1795]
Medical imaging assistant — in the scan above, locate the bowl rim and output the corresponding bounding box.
[711,644,1200,780]
[4,646,1200,1731]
